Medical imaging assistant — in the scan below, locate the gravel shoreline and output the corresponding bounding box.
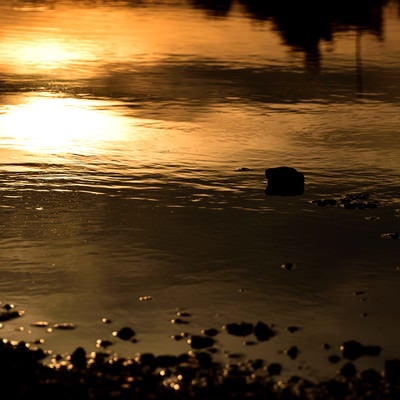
[1,337,400,400]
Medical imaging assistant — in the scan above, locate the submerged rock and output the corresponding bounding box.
[265,166,304,196]
[254,321,276,341]
[340,340,381,360]
[113,326,136,341]
[225,322,254,337]
[187,335,215,349]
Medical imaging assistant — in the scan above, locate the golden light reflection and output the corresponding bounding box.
[0,96,130,154]
[14,39,81,69]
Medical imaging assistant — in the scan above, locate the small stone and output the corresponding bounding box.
[31,321,49,328]
[70,347,86,369]
[138,295,152,301]
[254,321,276,341]
[328,355,341,364]
[53,322,76,330]
[235,167,251,172]
[281,262,296,271]
[311,199,337,207]
[286,345,299,360]
[267,363,282,376]
[0,310,24,322]
[380,232,399,240]
[112,327,135,341]
[361,368,381,385]
[96,339,113,349]
[340,362,357,378]
[340,340,364,360]
[187,335,215,349]
[225,322,253,337]
[287,326,301,333]
[176,311,191,317]
[171,318,189,325]
[201,328,219,337]
[101,317,112,324]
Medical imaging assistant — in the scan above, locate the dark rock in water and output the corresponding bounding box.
[380,232,399,240]
[267,362,282,376]
[113,326,136,341]
[137,353,157,368]
[96,339,113,349]
[328,355,341,364]
[187,335,215,349]
[201,328,219,337]
[281,262,296,271]
[287,326,301,333]
[265,166,304,196]
[311,199,337,207]
[254,321,276,341]
[225,322,254,337]
[340,362,357,378]
[70,347,86,369]
[286,345,299,360]
[0,310,24,322]
[340,340,364,360]
[53,322,76,330]
[156,355,178,368]
[235,167,251,172]
[361,368,381,385]
[363,345,382,357]
[340,340,381,360]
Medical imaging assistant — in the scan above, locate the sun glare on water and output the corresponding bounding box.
[0,96,130,155]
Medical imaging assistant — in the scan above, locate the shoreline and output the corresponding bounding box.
[1,337,400,399]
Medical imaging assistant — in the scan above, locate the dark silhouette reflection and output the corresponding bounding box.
[189,0,233,16]
[193,0,389,73]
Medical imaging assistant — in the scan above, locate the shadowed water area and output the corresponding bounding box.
[0,0,399,383]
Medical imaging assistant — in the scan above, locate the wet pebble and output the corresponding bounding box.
[340,362,357,378]
[286,345,299,360]
[380,232,399,240]
[201,328,219,337]
[187,335,215,350]
[176,311,191,318]
[361,368,381,385]
[311,199,337,207]
[96,339,113,349]
[171,318,189,325]
[328,355,341,364]
[224,322,253,337]
[0,309,24,322]
[281,262,296,271]
[31,321,49,328]
[112,326,135,341]
[53,322,76,330]
[70,347,87,369]
[138,295,152,302]
[340,340,381,360]
[254,321,276,341]
[267,362,282,376]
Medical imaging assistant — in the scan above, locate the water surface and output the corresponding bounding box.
[0,0,399,380]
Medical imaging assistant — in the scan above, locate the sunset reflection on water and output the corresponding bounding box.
[0,96,131,155]
[0,0,399,380]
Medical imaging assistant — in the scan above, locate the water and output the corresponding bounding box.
[0,0,399,380]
